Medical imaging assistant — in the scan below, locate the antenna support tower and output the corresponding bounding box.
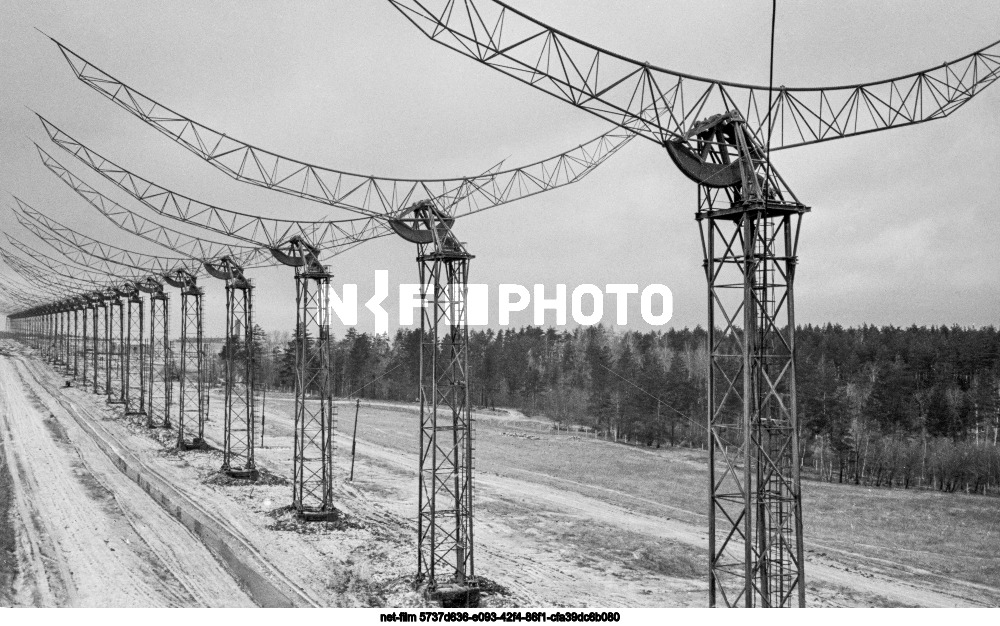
[272,238,337,521]
[124,287,146,416]
[137,278,171,428]
[93,294,106,395]
[205,257,259,480]
[71,302,81,380]
[673,113,807,607]
[81,296,92,387]
[392,201,478,608]
[106,291,125,405]
[164,271,207,450]
[66,306,75,373]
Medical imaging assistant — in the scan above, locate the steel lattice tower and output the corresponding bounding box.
[418,253,475,600]
[81,298,91,386]
[51,310,60,364]
[73,305,80,376]
[46,311,53,361]
[88,298,97,386]
[72,305,80,379]
[291,258,336,520]
[63,308,68,371]
[58,307,67,369]
[107,295,125,403]
[63,306,70,372]
[48,310,55,363]
[57,309,63,367]
[58,309,65,366]
[51,310,59,365]
[392,201,477,605]
[221,269,258,479]
[56,311,63,364]
[146,290,171,428]
[177,283,206,448]
[48,312,55,359]
[63,307,70,371]
[93,296,105,394]
[64,306,72,372]
[691,115,807,607]
[125,291,146,416]
[65,307,73,371]
[29,316,35,350]
[65,307,73,370]
[68,307,75,372]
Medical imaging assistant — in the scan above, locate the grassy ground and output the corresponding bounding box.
[265,397,1000,594]
[803,480,1000,587]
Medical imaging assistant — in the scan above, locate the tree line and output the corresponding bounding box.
[210,323,1000,496]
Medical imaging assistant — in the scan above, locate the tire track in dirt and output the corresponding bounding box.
[0,356,173,605]
[17,353,316,608]
[0,430,17,605]
[319,400,999,607]
[252,400,632,605]
[1,351,256,607]
[265,400,700,606]
[0,405,67,606]
[377,443,700,605]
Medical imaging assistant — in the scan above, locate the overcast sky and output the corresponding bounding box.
[1,1,998,337]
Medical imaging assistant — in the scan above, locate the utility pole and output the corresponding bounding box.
[350,397,361,481]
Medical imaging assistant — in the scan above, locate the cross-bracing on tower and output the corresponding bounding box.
[47,37,635,605]
[12,179,288,470]
[385,0,1000,606]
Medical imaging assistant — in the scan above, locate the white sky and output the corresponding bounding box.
[1,1,998,337]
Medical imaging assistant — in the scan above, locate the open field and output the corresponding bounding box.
[1,339,999,607]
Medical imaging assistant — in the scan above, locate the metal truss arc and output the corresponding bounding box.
[38,144,266,259]
[36,126,388,251]
[5,233,148,288]
[386,0,1000,150]
[35,146,288,274]
[0,243,133,298]
[49,40,634,219]
[13,197,199,277]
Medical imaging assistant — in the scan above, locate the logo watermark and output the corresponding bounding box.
[331,271,672,333]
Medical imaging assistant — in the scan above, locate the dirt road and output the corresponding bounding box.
[0,348,255,607]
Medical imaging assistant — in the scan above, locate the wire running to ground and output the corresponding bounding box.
[598,362,705,432]
[345,363,404,399]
